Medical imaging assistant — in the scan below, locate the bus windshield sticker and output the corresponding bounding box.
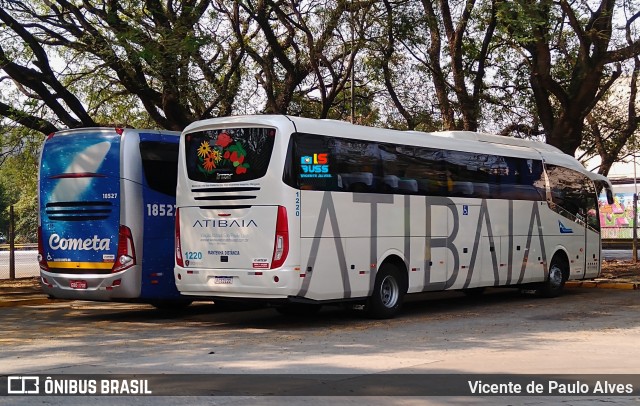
[196,132,250,176]
[300,153,331,178]
[186,128,275,183]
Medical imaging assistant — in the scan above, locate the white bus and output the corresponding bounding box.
[174,115,613,318]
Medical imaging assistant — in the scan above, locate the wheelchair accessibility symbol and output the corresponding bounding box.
[463,205,469,216]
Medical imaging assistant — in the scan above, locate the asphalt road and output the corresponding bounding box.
[1,286,640,405]
[602,249,634,261]
[0,250,38,279]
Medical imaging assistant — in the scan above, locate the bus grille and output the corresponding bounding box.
[191,186,259,202]
[191,187,260,193]
[45,201,113,221]
[193,195,256,201]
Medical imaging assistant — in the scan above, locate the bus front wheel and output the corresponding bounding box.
[538,256,568,298]
[366,263,405,319]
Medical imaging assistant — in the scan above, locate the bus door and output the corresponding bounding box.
[138,133,182,299]
[583,183,603,278]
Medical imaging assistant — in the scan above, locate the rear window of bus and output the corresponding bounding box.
[184,128,276,183]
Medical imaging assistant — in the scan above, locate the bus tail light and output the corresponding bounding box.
[271,206,289,269]
[37,226,49,272]
[175,208,184,267]
[112,225,136,273]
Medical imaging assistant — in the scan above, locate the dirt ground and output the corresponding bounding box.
[597,259,640,282]
[0,276,40,290]
[2,259,640,292]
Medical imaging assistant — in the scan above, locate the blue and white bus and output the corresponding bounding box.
[173,115,614,318]
[38,127,188,307]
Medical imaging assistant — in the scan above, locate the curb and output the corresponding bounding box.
[565,280,639,290]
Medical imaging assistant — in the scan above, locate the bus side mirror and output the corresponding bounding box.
[595,179,614,205]
[606,188,614,205]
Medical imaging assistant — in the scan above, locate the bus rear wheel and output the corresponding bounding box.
[538,256,568,298]
[366,263,405,319]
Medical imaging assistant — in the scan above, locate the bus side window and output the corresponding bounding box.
[546,164,597,222]
[530,161,546,200]
[332,138,381,193]
[413,147,446,196]
[498,157,516,199]
[380,144,418,194]
[500,157,543,201]
[291,133,340,192]
[139,141,179,196]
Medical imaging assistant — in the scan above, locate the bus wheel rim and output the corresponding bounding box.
[549,264,563,288]
[380,275,399,308]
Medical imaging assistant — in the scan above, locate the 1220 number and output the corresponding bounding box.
[185,252,202,260]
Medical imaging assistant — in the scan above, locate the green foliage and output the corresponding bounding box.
[0,0,639,176]
[288,83,380,126]
[0,127,42,243]
[496,1,554,46]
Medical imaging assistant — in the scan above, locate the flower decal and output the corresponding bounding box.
[197,141,212,158]
[230,151,244,165]
[202,154,216,172]
[215,133,233,148]
[227,141,250,174]
[196,131,250,177]
[210,149,222,164]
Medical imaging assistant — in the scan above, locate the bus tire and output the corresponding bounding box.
[366,262,405,319]
[538,256,568,298]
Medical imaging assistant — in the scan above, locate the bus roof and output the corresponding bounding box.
[50,127,180,137]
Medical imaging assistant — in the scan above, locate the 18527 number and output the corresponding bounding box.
[146,204,176,217]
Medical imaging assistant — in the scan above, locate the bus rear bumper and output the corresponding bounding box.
[174,266,303,299]
[39,269,140,301]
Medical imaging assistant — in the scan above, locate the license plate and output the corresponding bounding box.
[214,276,233,285]
[70,280,88,289]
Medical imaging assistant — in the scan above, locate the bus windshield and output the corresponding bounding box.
[184,127,276,183]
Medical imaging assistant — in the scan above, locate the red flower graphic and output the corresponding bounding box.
[229,151,245,165]
[215,133,233,148]
[236,166,248,175]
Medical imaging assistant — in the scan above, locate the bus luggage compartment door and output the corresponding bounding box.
[178,206,278,270]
